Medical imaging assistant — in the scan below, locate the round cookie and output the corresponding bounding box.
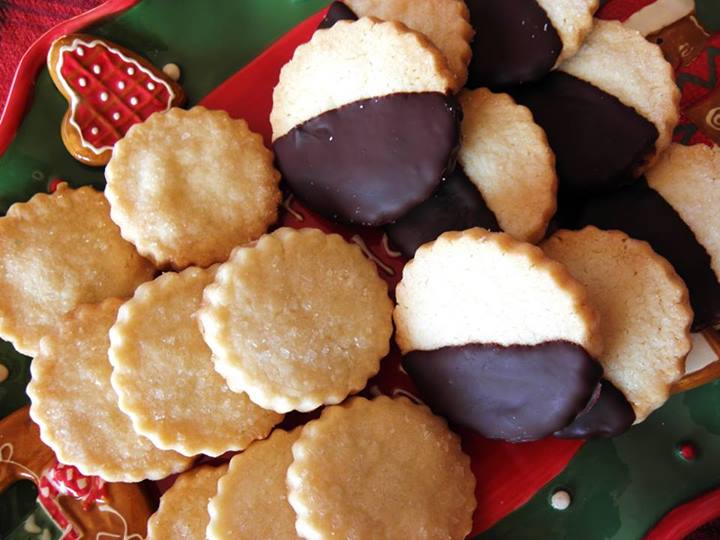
[394,228,603,441]
[27,299,192,482]
[0,183,154,356]
[207,429,301,540]
[466,0,598,88]
[272,17,460,226]
[543,227,692,422]
[109,267,282,457]
[339,0,473,89]
[147,464,227,540]
[287,396,475,540]
[105,106,281,269]
[199,228,394,413]
[512,20,679,193]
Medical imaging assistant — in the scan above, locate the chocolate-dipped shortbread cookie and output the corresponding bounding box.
[394,228,603,442]
[272,17,459,226]
[512,20,679,194]
[571,144,720,331]
[544,227,692,433]
[466,0,598,89]
[387,88,557,257]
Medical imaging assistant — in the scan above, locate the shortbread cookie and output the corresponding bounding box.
[105,106,281,269]
[109,267,282,457]
[27,300,192,482]
[272,18,460,226]
[395,228,603,441]
[0,184,154,356]
[147,465,227,540]
[466,0,597,88]
[339,0,473,89]
[287,396,475,540]
[385,89,556,256]
[512,20,679,193]
[200,228,393,413]
[48,33,185,166]
[207,429,301,540]
[572,144,720,330]
[543,227,692,422]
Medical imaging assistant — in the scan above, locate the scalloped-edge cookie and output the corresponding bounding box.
[458,88,557,244]
[105,106,281,269]
[199,228,393,413]
[0,183,155,356]
[543,227,692,421]
[287,396,475,540]
[27,299,192,482]
[537,0,598,64]
[147,464,227,540]
[340,0,473,89]
[109,267,282,457]
[207,428,301,540]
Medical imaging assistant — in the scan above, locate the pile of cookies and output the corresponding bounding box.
[1,0,719,538]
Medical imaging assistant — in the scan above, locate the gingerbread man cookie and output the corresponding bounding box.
[0,406,152,539]
[47,33,185,166]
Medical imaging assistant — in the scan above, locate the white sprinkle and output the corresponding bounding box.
[127,66,136,76]
[543,23,548,31]
[328,136,334,141]
[100,92,109,102]
[78,77,87,87]
[162,62,181,81]
[112,112,121,121]
[76,47,84,57]
[90,126,99,135]
[129,96,139,106]
[117,80,126,90]
[550,490,571,511]
[147,81,156,90]
[92,64,101,74]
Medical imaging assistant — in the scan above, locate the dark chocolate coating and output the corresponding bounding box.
[571,178,720,331]
[385,166,500,258]
[466,0,562,89]
[511,71,658,193]
[274,92,461,226]
[555,379,636,438]
[318,1,357,30]
[402,341,602,442]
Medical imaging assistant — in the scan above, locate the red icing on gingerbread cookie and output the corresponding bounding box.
[47,34,185,166]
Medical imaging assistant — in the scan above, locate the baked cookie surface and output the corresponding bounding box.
[0,183,154,356]
[287,396,475,540]
[105,106,281,269]
[109,267,282,457]
[27,299,192,482]
[199,228,393,413]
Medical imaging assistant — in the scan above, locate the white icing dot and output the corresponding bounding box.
[127,67,136,75]
[92,64,101,75]
[90,126,99,135]
[117,81,126,90]
[147,81,156,90]
[0,363,8,383]
[129,96,139,106]
[76,47,84,57]
[112,112,121,121]
[162,62,181,81]
[550,490,571,511]
[100,92,109,102]
[78,77,87,88]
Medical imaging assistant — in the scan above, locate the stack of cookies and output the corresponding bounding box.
[1,0,718,538]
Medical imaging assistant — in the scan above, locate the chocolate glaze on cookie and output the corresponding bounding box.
[555,379,636,438]
[511,72,658,194]
[318,1,357,30]
[402,340,602,442]
[571,179,720,331]
[274,92,461,226]
[386,166,500,258]
[466,0,562,89]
